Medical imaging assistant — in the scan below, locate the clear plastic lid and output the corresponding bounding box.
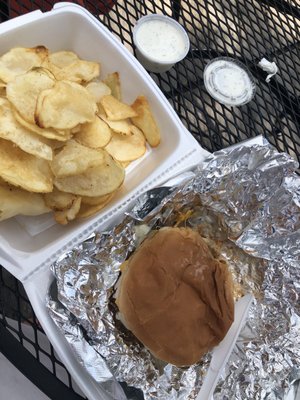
[203,57,256,106]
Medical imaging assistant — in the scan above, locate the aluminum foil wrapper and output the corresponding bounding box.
[47,141,300,400]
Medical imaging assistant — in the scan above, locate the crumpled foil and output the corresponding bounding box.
[47,141,300,400]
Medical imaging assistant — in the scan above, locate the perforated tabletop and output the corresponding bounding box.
[0,1,299,399]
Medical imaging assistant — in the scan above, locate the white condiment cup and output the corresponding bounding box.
[203,57,256,106]
[133,14,190,73]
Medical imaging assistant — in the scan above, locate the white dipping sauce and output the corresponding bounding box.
[214,66,249,97]
[203,58,256,106]
[135,19,187,63]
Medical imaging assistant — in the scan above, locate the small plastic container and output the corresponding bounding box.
[203,57,256,106]
[133,14,190,73]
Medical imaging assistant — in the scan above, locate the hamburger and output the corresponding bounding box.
[115,227,234,367]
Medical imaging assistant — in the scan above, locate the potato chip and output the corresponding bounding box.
[100,95,137,121]
[7,67,55,124]
[71,125,82,134]
[51,140,105,177]
[46,53,100,83]
[131,95,160,147]
[78,192,115,218]
[85,81,111,103]
[44,187,77,210]
[57,60,100,83]
[105,125,146,162]
[54,149,124,197]
[0,98,53,160]
[48,51,79,68]
[75,116,111,149]
[48,140,66,150]
[0,81,6,96]
[98,112,132,135]
[0,183,50,221]
[35,80,97,130]
[0,46,48,83]
[120,161,130,168]
[44,187,81,224]
[81,192,112,206]
[103,72,121,100]
[0,138,53,192]
[13,110,71,141]
[54,196,81,225]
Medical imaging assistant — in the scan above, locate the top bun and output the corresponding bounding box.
[116,227,234,367]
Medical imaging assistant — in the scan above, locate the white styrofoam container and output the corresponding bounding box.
[0,2,209,282]
[0,3,265,399]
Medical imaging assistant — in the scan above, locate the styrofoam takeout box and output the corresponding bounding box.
[0,2,209,282]
[0,3,263,399]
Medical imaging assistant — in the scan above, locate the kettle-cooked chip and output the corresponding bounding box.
[81,192,113,206]
[13,110,71,141]
[0,98,53,160]
[75,116,112,149]
[54,196,82,225]
[0,182,50,221]
[131,95,161,147]
[55,60,100,83]
[100,95,138,121]
[7,67,55,124]
[54,149,124,197]
[48,51,79,68]
[35,80,97,130]
[98,112,132,135]
[105,125,146,162]
[103,72,121,101]
[85,81,111,103]
[120,161,130,168]
[0,46,48,83]
[78,192,115,219]
[45,52,100,83]
[44,187,81,225]
[44,187,78,210]
[51,139,105,177]
[0,80,5,96]
[0,138,53,193]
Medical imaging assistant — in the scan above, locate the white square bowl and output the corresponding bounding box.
[0,2,209,281]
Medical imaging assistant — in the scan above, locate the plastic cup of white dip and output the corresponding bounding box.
[133,14,190,73]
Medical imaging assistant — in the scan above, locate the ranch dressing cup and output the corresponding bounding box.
[133,14,190,73]
[203,57,256,106]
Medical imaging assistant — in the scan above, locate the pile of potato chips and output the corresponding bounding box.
[0,46,160,224]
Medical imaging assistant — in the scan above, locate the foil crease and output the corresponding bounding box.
[47,142,300,400]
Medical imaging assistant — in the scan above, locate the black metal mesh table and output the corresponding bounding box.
[0,0,299,399]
